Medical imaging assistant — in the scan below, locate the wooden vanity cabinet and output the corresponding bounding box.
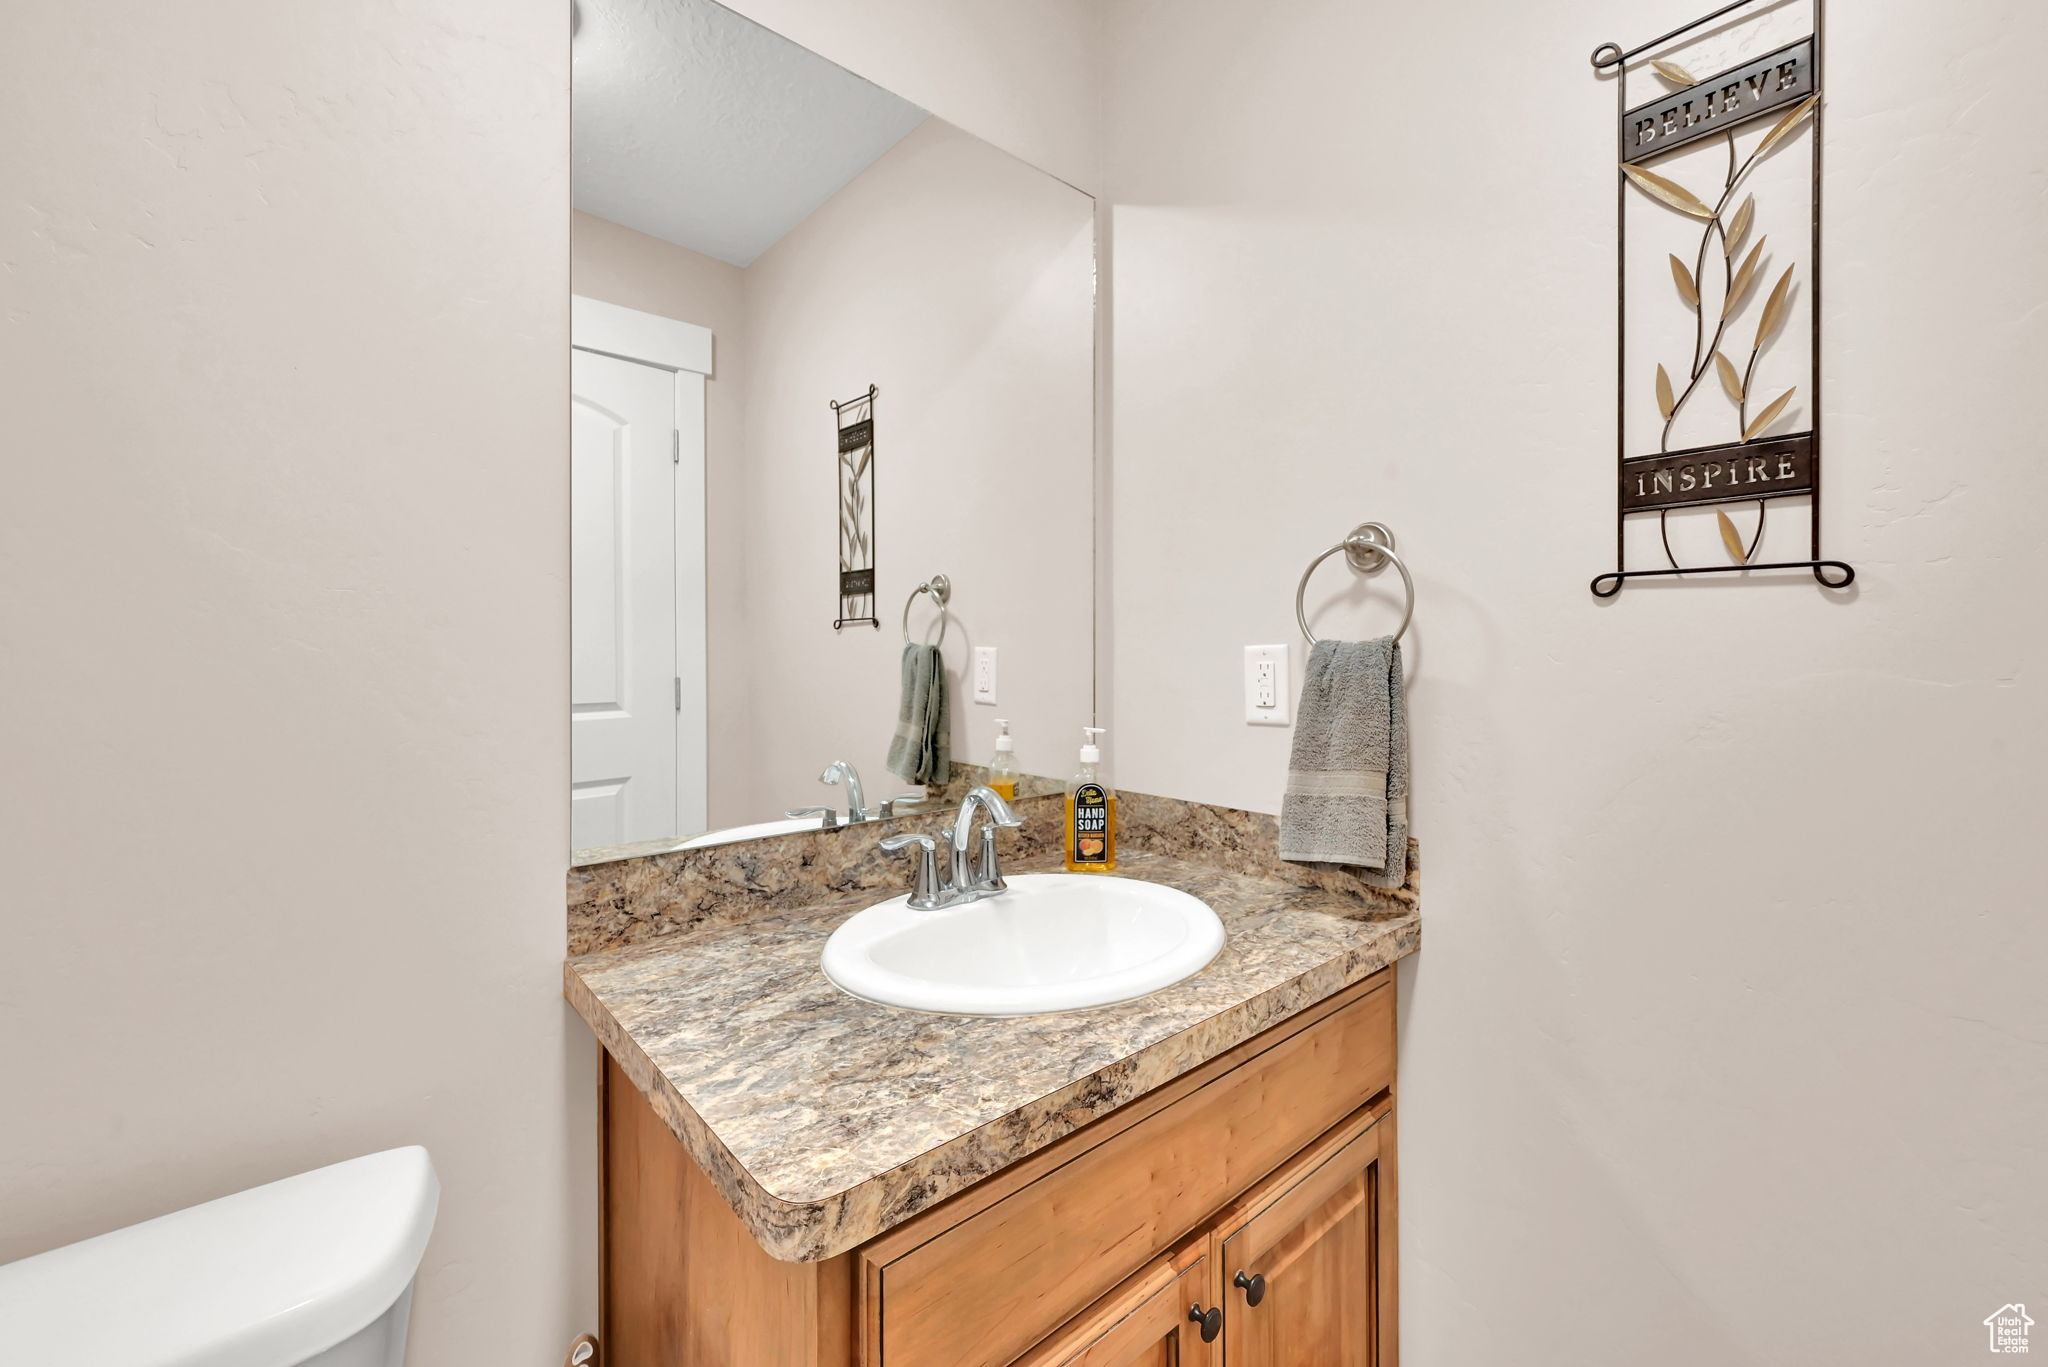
[1010,1249,1219,1367]
[1212,1105,1396,1367]
[1011,1107,1397,1367]
[599,969,1399,1367]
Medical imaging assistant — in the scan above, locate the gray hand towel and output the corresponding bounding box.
[1278,637,1409,889]
[886,643,951,785]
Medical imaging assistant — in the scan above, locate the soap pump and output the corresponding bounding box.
[985,720,1020,801]
[1064,727,1117,873]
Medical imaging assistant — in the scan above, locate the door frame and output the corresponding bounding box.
[571,294,712,842]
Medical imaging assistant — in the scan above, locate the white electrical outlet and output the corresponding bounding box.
[973,646,999,704]
[1244,645,1291,725]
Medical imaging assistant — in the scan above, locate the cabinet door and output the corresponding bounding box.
[1214,1105,1396,1367]
[1008,1254,1221,1367]
[861,980,1396,1367]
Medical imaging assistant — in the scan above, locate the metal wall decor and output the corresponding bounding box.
[831,385,879,629]
[1589,0,1853,597]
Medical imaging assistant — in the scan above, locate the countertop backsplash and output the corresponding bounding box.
[568,785,1416,956]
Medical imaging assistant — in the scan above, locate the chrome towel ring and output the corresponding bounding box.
[1296,523,1414,645]
[902,574,951,647]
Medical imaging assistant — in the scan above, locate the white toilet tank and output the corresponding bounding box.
[0,1146,439,1367]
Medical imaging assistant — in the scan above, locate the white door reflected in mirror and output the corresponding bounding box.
[570,341,709,852]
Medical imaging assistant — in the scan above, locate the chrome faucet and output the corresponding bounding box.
[878,786,1024,910]
[949,786,1023,896]
[789,762,925,828]
[791,759,870,827]
[819,759,869,822]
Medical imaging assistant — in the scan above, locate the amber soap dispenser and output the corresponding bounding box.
[985,719,1020,801]
[1064,727,1117,873]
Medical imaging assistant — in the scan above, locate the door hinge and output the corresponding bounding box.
[672,430,680,464]
[674,677,682,712]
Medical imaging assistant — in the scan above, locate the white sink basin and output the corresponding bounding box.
[678,815,828,848]
[821,874,1225,1016]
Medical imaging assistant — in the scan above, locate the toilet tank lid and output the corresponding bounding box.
[0,1146,439,1367]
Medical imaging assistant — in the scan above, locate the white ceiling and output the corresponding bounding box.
[572,0,928,267]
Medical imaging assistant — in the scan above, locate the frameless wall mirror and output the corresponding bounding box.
[568,0,1097,862]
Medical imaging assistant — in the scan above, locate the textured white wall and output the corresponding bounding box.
[1105,0,2046,1360]
[737,119,1096,819]
[0,2,589,1361]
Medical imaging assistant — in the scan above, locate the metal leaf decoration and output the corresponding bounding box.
[1622,164,1715,220]
[1755,94,1819,160]
[830,390,879,625]
[1610,40,1835,590]
[1744,387,1796,439]
[1715,509,1749,564]
[1723,237,1767,319]
[1754,265,1796,348]
[1669,254,1700,310]
[1714,351,1745,404]
[1724,196,1755,256]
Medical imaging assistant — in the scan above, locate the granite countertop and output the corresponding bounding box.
[564,847,1420,1263]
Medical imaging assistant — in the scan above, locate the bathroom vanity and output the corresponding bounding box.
[566,790,1419,1367]
[546,2,1427,1358]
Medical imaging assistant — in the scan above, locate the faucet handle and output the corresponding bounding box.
[879,833,946,909]
[973,823,1010,894]
[878,792,929,819]
[786,806,841,830]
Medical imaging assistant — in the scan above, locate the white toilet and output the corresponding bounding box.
[0,1146,438,1366]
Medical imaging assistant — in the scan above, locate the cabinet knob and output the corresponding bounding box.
[1233,1269,1267,1307]
[1187,1303,1223,1343]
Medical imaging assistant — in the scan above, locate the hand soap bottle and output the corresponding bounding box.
[986,720,1020,801]
[1064,727,1117,873]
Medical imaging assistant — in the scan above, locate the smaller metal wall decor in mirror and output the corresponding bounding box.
[1589,0,1852,597]
[832,384,879,630]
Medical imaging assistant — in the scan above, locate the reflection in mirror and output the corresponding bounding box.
[569,0,1095,862]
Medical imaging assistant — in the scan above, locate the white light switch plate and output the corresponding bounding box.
[973,646,999,704]
[1245,645,1291,725]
